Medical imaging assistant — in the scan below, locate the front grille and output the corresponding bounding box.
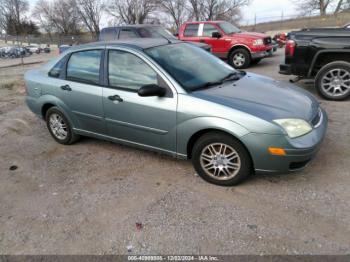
[311,108,323,128]
[264,37,272,45]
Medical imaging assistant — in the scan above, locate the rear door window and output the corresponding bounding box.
[184,24,199,37]
[66,50,102,85]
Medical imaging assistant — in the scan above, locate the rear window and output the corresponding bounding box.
[66,50,102,84]
[184,24,199,37]
[119,29,139,39]
[100,28,118,41]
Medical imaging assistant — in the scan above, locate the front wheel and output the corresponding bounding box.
[228,48,251,69]
[315,61,350,101]
[192,132,252,186]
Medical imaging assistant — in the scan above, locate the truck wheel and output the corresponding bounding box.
[228,48,251,69]
[315,61,350,100]
[46,107,79,145]
[192,132,252,186]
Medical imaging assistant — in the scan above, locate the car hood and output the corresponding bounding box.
[191,73,320,122]
[230,31,269,39]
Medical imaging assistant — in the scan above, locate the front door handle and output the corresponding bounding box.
[60,85,72,91]
[108,95,123,102]
[200,39,205,43]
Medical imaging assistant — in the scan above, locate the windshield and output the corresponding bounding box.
[145,43,238,92]
[218,22,241,34]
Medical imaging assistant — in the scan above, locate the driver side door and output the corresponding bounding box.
[102,49,177,154]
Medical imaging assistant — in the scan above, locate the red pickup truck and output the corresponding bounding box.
[178,21,273,69]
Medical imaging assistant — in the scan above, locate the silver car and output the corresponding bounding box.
[25,39,327,186]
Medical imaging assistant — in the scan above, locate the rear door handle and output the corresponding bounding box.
[108,95,123,102]
[60,85,72,91]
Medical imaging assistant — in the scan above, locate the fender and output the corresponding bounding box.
[35,94,80,128]
[230,43,252,53]
[176,116,250,157]
[307,49,350,78]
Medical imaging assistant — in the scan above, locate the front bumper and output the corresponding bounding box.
[241,108,328,174]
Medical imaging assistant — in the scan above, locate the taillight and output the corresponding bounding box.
[285,40,295,57]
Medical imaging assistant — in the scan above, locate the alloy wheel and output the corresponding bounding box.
[200,143,241,181]
[321,68,350,97]
[49,113,68,140]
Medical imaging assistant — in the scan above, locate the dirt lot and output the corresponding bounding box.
[0,49,349,255]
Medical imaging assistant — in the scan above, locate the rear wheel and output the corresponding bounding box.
[315,61,350,100]
[46,107,79,145]
[228,48,251,69]
[192,132,252,186]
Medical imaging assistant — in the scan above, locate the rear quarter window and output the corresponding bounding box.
[49,57,67,78]
[184,24,199,37]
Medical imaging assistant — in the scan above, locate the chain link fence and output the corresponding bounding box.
[0,33,97,47]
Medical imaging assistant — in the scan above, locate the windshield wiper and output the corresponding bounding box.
[220,72,241,82]
[192,81,223,91]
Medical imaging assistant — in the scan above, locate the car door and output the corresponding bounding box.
[60,49,106,134]
[199,23,230,56]
[102,48,177,153]
[181,23,200,43]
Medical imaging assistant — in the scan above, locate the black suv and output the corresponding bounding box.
[99,24,211,52]
[280,25,350,100]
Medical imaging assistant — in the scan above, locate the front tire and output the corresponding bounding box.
[192,132,252,186]
[228,48,251,69]
[315,61,350,101]
[46,107,79,145]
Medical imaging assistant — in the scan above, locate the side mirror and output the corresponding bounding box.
[212,32,222,38]
[138,84,166,97]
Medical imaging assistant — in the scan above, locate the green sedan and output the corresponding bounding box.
[25,39,327,186]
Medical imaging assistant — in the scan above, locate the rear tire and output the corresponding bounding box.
[228,48,251,69]
[192,132,252,186]
[315,61,350,101]
[46,107,79,145]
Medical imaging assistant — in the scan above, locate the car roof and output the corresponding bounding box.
[184,21,224,24]
[69,38,181,52]
[102,24,162,30]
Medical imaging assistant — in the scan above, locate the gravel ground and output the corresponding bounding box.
[0,49,349,255]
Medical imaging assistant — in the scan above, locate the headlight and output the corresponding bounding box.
[274,119,312,138]
[253,39,264,46]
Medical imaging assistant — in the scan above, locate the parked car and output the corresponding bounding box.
[178,21,273,69]
[25,44,41,54]
[25,39,327,186]
[280,27,350,100]
[273,33,287,48]
[1,46,29,59]
[58,45,72,54]
[99,24,212,52]
[43,45,51,53]
[272,40,279,52]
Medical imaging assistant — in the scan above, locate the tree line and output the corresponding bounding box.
[0,0,250,37]
[294,0,350,16]
[2,0,350,38]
